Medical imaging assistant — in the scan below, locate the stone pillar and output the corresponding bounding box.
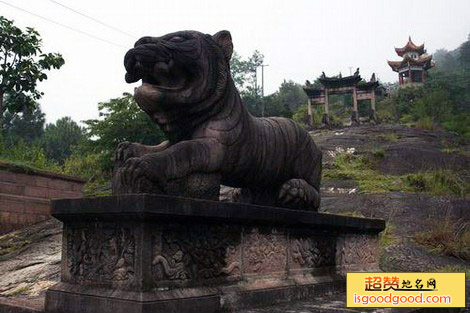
[370,92,377,124]
[307,98,313,127]
[322,89,330,127]
[351,86,359,125]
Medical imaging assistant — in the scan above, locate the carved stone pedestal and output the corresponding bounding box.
[45,195,385,313]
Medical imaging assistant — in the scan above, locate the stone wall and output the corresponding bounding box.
[0,163,85,234]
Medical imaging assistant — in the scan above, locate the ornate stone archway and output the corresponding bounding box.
[303,69,380,127]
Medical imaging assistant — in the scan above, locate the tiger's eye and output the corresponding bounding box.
[169,36,184,42]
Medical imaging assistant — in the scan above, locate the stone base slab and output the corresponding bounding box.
[46,279,345,313]
[45,194,385,313]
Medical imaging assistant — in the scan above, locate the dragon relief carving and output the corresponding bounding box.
[65,224,135,283]
[151,225,241,282]
[336,234,378,266]
[244,228,287,274]
[290,236,335,269]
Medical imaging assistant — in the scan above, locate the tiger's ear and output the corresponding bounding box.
[212,30,233,61]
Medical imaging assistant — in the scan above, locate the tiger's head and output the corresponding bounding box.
[124,30,233,117]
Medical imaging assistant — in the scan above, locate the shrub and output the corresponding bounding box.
[371,146,385,159]
[292,105,308,127]
[328,113,343,127]
[292,104,324,128]
[63,152,111,196]
[414,216,470,260]
[442,113,470,138]
[63,152,103,180]
[374,133,398,142]
[399,113,414,124]
[404,170,468,197]
[0,137,60,172]
[434,265,470,280]
[410,90,452,123]
[415,116,434,130]
[376,97,398,123]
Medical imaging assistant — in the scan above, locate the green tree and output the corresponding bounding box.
[410,90,452,123]
[230,51,249,91]
[274,80,308,112]
[458,35,470,70]
[230,50,267,116]
[393,87,425,118]
[246,50,264,96]
[256,80,308,118]
[42,116,85,164]
[230,50,264,96]
[2,104,45,144]
[82,93,166,171]
[0,16,64,128]
[265,94,292,117]
[433,49,459,73]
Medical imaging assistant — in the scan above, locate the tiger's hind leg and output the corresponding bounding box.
[278,178,320,211]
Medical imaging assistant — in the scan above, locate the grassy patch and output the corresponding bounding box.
[370,146,385,159]
[324,149,469,197]
[373,133,399,143]
[0,158,61,176]
[440,147,470,158]
[414,217,470,260]
[459,150,470,157]
[4,285,30,297]
[83,180,112,196]
[404,170,469,197]
[433,265,470,280]
[323,151,410,194]
[336,211,365,218]
[0,232,31,257]
[415,116,434,130]
[379,223,399,272]
[380,223,397,247]
[441,147,461,154]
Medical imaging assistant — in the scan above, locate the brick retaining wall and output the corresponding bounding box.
[0,163,85,234]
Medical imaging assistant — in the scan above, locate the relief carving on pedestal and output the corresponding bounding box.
[290,236,335,269]
[336,234,378,266]
[65,223,135,283]
[243,228,287,274]
[151,225,241,282]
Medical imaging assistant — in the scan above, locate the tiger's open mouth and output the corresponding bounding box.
[124,46,188,91]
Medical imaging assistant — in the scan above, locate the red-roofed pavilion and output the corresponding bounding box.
[388,37,434,86]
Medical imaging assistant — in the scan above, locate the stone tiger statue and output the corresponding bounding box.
[113,30,322,210]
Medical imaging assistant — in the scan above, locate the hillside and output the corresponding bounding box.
[315,124,470,274]
[0,124,469,312]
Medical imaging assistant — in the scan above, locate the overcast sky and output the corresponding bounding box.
[1,0,469,124]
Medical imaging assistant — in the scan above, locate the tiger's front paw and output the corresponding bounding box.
[117,157,163,193]
[115,142,147,164]
[278,179,320,211]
